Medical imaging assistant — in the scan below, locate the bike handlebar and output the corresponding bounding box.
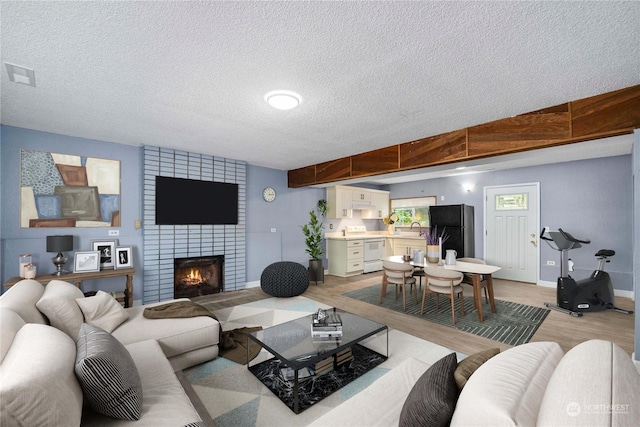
[539,227,591,244]
[540,228,552,241]
[558,228,590,245]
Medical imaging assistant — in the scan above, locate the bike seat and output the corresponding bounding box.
[595,249,615,257]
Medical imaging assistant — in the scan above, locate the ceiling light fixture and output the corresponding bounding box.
[264,90,301,110]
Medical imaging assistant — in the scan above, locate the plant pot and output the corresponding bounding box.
[426,245,440,263]
[308,259,324,284]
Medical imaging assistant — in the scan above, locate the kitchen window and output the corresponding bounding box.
[390,196,437,227]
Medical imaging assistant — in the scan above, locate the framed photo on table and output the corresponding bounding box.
[74,251,100,273]
[115,246,133,269]
[91,239,117,269]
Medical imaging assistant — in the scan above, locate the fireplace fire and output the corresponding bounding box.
[174,256,223,298]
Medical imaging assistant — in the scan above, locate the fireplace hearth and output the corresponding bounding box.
[174,256,223,298]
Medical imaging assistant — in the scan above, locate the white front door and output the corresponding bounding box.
[485,183,539,282]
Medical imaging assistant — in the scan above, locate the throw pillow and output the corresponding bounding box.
[454,347,500,390]
[36,279,85,339]
[75,323,143,420]
[76,290,129,333]
[399,352,459,427]
[0,323,83,426]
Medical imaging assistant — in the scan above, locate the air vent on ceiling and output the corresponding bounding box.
[5,63,36,87]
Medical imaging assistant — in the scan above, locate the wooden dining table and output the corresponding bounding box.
[383,256,502,322]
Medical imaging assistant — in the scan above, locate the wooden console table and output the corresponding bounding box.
[3,268,135,308]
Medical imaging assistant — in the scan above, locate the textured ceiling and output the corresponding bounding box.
[1,1,639,174]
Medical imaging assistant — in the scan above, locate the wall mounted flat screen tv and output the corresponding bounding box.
[155,176,238,225]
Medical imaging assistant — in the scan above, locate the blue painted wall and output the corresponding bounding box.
[1,126,144,298]
[246,165,325,282]
[633,129,640,361]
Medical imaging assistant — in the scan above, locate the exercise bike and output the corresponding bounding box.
[540,228,633,317]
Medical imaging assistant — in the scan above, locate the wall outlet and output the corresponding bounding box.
[546,260,555,266]
[108,229,119,236]
[270,228,276,233]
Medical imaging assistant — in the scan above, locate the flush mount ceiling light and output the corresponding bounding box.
[264,90,301,110]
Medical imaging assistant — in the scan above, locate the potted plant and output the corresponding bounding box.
[317,199,327,217]
[424,225,449,263]
[302,209,325,283]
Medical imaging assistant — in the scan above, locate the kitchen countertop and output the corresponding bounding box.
[325,232,425,241]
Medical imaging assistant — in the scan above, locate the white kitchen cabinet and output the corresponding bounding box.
[326,186,352,218]
[392,238,427,257]
[352,189,371,204]
[362,190,390,219]
[328,239,364,277]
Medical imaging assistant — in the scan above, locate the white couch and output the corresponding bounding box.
[310,340,640,426]
[0,279,220,426]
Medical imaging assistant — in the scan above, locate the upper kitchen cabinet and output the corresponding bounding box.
[352,189,371,205]
[361,190,390,219]
[327,185,389,219]
[326,186,353,218]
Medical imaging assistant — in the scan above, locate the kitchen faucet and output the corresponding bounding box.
[410,222,423,236]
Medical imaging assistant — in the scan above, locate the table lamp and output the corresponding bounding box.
[46,235,73,275]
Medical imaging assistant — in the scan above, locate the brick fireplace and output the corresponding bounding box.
[142,146,246,305]
[174,255,224,298]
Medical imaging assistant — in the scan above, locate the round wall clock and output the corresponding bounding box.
[262,187,276,202]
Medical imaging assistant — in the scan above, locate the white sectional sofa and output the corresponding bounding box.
[0,279,220,426]
[310,339,640,426]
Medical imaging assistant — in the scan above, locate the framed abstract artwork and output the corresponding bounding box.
[20,149,121,228]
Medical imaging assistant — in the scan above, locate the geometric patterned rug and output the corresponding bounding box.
[183,296,457,427]
[342,284,550,347]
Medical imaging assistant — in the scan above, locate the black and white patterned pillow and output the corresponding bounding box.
[74,323,143,420]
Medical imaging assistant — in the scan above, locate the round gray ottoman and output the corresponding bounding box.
[260,261,310,297]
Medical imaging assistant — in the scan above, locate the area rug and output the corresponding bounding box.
[183,296,457,427]
[342,284,550,346]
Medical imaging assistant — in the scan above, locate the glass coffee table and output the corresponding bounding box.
[247,308,388,413]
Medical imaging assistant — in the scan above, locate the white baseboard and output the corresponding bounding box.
[537,280,634,299]
[614,289,635,300]
[537,280,556,288]
[245,280,260,289]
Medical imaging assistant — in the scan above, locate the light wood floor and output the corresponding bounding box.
[195,272,636,357]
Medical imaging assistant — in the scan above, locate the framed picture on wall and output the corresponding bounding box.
[74,251,100,273]
[20,149,121,228]
[91,239,118,269]
[115,246,132,269]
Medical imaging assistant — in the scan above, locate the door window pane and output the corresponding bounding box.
[496,193,528,210]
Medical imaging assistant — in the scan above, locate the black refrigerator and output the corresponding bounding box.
[429,204,475,258]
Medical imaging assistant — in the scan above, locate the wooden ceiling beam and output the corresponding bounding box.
[288,84,640,188]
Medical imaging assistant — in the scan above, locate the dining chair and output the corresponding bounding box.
[381,260,418,312]
[412,268,425,290]
[422,268,465,325]
[458,257,489,304]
